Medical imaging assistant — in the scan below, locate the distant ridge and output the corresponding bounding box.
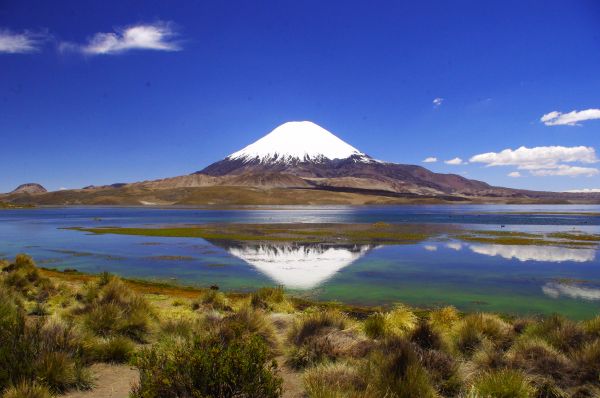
[3,121,600,205]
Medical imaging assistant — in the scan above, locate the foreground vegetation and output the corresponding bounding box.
[1,255,599,397]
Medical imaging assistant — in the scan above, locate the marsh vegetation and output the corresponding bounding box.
[1,255,599,397]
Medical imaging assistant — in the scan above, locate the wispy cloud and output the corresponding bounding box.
[433,97,444,108]
[0,29,44,53]
[423,157,437,163]
[62,22,181,55]
[508,171,521,178]
[565,188,600,193]
[470,146,599,177]
[541,109,600,126]
[445,157,464,165]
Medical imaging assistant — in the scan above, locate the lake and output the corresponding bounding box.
[1,205,599,319]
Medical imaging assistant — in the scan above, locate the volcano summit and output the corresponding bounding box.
[3,121,600,205]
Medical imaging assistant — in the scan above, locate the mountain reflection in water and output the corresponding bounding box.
[209,240,375,289]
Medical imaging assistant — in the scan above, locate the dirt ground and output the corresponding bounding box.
[62,364,138,398]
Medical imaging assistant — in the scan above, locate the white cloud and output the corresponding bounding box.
[508,171,521,178]
[63,22,181,55]
[470,145,598,177]
[0,29,43,53]
[423,157,437,163]
[423,245,437,251]
[565,188,600,193]
[445,157,464,165]
[543,282,600,301]
[541,109,600,126]
[529,165,598,177]
[446,242,462,251]
[433,97,444,107]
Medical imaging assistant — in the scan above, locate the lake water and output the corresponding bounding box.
[1,205,599,319]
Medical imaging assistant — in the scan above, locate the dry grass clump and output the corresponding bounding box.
[523,314,587,353]
[89,335,135,363]
[1,254,55,303]
[506,337,572,384]
[131,308,283,398]
[191,288,230,311]
[361,337,438,398]
[220,306,279,352]
[429,306,460,331]
[582,315,600,338]
[287,310,354,369]
[1,381,52,398]
[303,362,366,398]
[385,304,417,336]
[571,339,600,385]
[454,313,511,356]
[363,312,386,339]
[472,369,535,398]
[0,291,91,394]
[74,273,152,341]
[250,286,294,312]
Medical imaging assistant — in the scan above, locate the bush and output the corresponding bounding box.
[472,369,535,398]
[1,381,52,398]
[131,333,282,398]
[75,274,152,341]
[363,313,386,339]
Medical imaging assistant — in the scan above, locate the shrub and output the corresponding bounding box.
[131,333,282,398]
[363,313,386,339]
[472,369,535,398]
[1,381,52,398]
[385,304,417,336]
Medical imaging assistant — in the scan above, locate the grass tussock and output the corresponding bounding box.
[303,362,366,398]
[131,311,283,398]
[472,369,535,398]
[1,381,52,398]
[74,273,152,341]
[192,288,230,311]
[251,286,294,312]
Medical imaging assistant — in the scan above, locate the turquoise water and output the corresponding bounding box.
[1,205,599,318]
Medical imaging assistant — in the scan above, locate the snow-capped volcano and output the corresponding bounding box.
[227,121,370,164]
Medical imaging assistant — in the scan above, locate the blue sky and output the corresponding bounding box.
[1,0,600,192]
